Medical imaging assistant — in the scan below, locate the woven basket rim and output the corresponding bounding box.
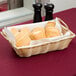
[1,24,76,49]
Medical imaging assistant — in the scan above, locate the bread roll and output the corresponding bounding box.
[30,27,46,40]
[45,21,60,38]
[46,27,60,38]
[45,22,56,29]
[20,27,31,36]
[16,32,31,47]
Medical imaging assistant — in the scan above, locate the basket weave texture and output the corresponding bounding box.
[1,18,76,57]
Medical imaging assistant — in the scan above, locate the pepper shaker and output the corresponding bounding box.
[33,3,42,23]
[44,3,54,21]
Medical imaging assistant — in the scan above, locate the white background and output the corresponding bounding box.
[50,0,76,13]
[0,0,76,12]
[0,0,7,2]
[40,0,76,13]
[0,0,76,28]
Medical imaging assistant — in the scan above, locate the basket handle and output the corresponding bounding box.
[0,31,9,40]
[58,18,69,29]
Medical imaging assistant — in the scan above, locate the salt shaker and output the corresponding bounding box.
[44,3,54,21]
[33,3,42,23]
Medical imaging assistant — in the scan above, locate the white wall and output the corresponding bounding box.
[0,0,7,2]
[0,0,76,12]
[41,0,76,13]
[24,0,76,13]
[0,0,4,2]
[49,0,76,13]
[24,0,34,10]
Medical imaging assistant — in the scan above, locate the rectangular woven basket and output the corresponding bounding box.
[1,18,76,57]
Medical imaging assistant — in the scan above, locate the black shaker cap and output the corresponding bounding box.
[44,3,54,10]
[33,3,42,9]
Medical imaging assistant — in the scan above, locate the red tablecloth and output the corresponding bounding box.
[0,8,76,76]
[0,3,8,12]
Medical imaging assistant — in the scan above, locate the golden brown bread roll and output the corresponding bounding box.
[45,27,61,38]
[45,22,61,38]
[30,27,46,40]
[20,27,31,36]
[45,22,56,29]
[11,27,31,47]
[16,32,31,47]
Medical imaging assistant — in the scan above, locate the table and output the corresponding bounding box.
[0,8,76,76]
